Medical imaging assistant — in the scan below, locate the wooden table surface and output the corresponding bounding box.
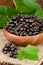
[0,29,43,65]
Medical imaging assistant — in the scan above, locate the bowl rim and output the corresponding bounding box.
[2,28,43,38]
[2,28,43,45]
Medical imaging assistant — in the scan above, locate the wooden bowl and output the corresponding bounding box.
[2,28,43,46]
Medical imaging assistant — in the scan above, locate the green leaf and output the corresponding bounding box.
[35,10,43,19]
[0,6,20,28]
[13,0,36,14]
[18,50,25,60]
[23,0,36,3]
[18,45,39,61]
[24,45,39,60]
[0,6,8,16]
[22,0,43,19]
[22,0,36,6]
[0,6,20,17]
[13,0,42,15]
[24,45,39,53]
[22,0,41,11]
[25,52,39,60]
[0,15,9,28]
[6,6,20,18]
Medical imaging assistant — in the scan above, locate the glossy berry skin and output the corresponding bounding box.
[2,49,7,54]
[5,14,43,36]
[2,42,18,58]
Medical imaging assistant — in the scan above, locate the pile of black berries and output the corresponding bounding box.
[5,14,43,36]
[2,42,18,58]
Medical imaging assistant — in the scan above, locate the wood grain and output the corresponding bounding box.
[37,0,43,9]
[0,0,14,7]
